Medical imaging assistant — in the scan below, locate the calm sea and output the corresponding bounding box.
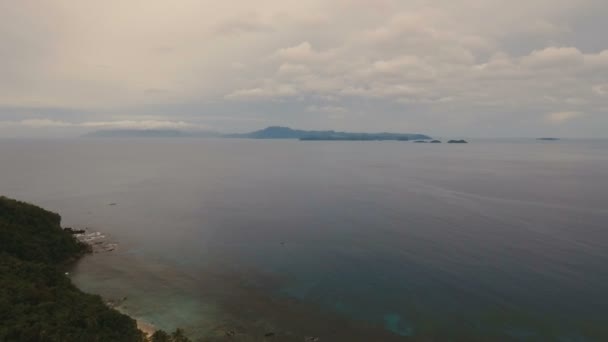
[1,138,607,341]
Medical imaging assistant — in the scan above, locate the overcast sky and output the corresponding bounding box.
[1,0,607,137]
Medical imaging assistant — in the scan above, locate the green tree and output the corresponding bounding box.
[0,196,145,342]
[150,330,171,342]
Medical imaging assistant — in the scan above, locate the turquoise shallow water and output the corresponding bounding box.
[1,138,608,340]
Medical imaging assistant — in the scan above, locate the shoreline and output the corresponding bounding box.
[0,196,147,341]
[135,318,157,337]
[68,235,408,341]
[71,228,158,338]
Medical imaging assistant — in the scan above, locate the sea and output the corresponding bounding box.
[1,138,607,341]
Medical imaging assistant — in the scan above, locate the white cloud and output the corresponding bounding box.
[0,119,195,129]
[80,120,194,129]
[545,111,585,124]
[225,84,297,100]
[593,84,608,96]
[524,20,570,36]
[277,63,310,76]
[275,42,334,64]
[521,47,585,69]
[584,50,608,69]
[1,0,608,136]
[18,119,74,127]
[213,12,274,35]
[307,105,347,114]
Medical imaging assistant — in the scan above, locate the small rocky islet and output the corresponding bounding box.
[412,139,468,144]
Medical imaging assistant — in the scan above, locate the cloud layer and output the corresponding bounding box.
[1,0,607,137]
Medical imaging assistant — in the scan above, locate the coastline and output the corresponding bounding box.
[72,228,158,338]
[0,196,146,341]
[69,237,410,342]
[136,318,157,337]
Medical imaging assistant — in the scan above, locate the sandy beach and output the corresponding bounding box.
[136,319,157,337]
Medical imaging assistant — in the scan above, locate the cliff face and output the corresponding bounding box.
[0,196,144,342]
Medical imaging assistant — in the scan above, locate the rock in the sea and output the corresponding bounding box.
[430,140,441,143]
[447,139,468,144]
[64,227,86,234]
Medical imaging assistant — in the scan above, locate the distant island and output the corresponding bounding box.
[537,137,560,141]
[447,139,468,144]
[225,126,432,141]
[84,126,432,141]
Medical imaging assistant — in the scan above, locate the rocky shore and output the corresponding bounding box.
[65,228,118,253]
[65,227,159,337]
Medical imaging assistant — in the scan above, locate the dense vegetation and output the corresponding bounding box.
[0,196,153,341]
[0,197,89,264]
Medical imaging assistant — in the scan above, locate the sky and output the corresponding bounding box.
[1,0,607,138]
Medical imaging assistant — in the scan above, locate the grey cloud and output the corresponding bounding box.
[0,0,607,137]
[0,119,196,129]
[214,13,275,35]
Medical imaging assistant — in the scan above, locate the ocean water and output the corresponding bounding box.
[1,138,607,340]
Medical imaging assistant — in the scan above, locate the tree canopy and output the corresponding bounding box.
[0,196,145,341]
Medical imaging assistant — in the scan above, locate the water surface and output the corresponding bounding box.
[1,138,607,340]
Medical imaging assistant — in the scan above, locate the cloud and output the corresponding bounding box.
[593,84,608,96]
[1,0,608,137]
[214,13,274,35]
[307,105,347,114]
[224,84,298,100]
[275,42,334,64]
[0,119,195,129]
[523,20,570,36]
[545,111,585,124]
[521,47,585,69]
[277,63,310,76]
[584,50,608,69]
[80,120,194,129]
[18,119,74,128]
[144,88,170,95]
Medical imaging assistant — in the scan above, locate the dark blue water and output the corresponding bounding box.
[1,138,607,340]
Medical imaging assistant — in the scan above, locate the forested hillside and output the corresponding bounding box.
[0,196,145,342]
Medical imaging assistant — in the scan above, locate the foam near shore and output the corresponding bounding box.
[72,229,118,253]
[70,228,158,337]
[136,319,157,337]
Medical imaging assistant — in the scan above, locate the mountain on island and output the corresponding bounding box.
[225,126,432,141]
[84,126,432,141]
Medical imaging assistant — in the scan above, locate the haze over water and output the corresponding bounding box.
[1,138,607,340]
